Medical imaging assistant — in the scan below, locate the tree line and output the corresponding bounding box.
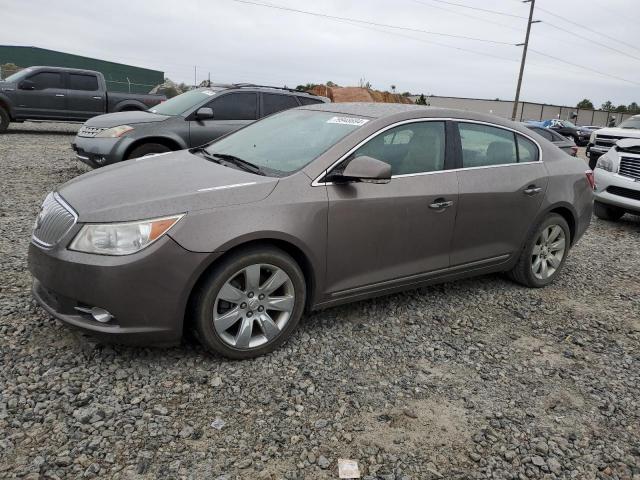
[576,98,639,114]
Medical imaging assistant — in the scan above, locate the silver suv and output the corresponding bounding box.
[593,138,640,220]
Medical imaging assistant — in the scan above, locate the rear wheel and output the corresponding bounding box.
[594,201,624,221]
[192,247,306,359]
[127,143,172,160]
[508,213,570,288]
[0,107,10,133]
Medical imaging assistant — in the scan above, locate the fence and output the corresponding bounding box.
[410,95,635,126]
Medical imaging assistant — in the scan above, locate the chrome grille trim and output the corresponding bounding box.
[32,193,78,249]
[619,156,640,181]
[77,126,106,138]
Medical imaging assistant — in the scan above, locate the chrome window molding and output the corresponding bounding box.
[311,117,543,187]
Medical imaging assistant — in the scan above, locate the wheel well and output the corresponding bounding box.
[549,206,576,244]
[182,239,316,335]
[119,106,143,112]
[0,98,10,118]
[124,137,182,159]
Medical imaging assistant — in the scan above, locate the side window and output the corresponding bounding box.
[28,72,64,90]
[458,123,517,168]
[352,121,446,176]
[297,96,323,106]
[517,135,539,163]
[210,93,257,120]
[69,74,99,91]
[263,93,299,116]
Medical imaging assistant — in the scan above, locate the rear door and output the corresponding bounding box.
[13,70,66,119]
[325,120,459,294]
[450,121,548,266]
[66,73,104,120]
[188,92,257,147]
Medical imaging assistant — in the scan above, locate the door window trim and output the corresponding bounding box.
[312,118,543,186]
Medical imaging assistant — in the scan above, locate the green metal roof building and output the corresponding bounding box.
[0,45,164,94]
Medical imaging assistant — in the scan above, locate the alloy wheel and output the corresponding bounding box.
[213,263,295,349]
[531,225,566,280]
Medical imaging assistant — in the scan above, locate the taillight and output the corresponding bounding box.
[570,146,578,156]
[585,170,595,189]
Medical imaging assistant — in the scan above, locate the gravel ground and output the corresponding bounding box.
[1,122,639,480]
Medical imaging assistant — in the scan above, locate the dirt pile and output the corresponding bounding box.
[309,85,413,104]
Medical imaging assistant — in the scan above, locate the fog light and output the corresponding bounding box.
[74,306,114,323]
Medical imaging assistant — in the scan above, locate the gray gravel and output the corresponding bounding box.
[1,122,639,479]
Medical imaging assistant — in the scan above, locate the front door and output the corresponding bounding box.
[325,120,459,294]
[188,92,258,147]
[450,121,548,266]
[13,70,67,119]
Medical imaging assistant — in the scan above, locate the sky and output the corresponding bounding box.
[1,0,638,108]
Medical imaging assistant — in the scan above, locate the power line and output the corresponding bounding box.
[228,0,515,45]
[536,5,640,55]
[425,0,527,19]
[410,0,523,32]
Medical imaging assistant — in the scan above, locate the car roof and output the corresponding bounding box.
[195,84,323,98]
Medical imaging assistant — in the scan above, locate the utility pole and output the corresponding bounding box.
[511,0,540,120]
[194,66,197,88]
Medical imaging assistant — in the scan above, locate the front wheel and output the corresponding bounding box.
[127,143,172,160]
[192,247,306,359]
[0,107,10,133]
[508,213,571,288]
[594,201,624,221]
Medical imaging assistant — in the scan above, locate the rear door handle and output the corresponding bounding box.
[92,96,102,99]
[55,94,65,97]
[429,198,454,210]
[523,185,542,196]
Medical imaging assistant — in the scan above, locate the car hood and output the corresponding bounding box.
[83,111,171,128]
[0,81,15,91]
[58,150,278,222]
[594,127,640,138]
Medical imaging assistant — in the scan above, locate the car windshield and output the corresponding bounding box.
[3,68,33,82]
[204,109,368,175]
[148,89,220,116]
[561,120,576,128]
[619,117,640,129]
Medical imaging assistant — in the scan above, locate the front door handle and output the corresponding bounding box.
[92,96,102,99]
[429,198,454,210]
[523,185,542,196]
[55,94,65,97]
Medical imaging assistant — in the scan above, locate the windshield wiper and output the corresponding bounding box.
[208,152,266,176]
[191,146,225,164]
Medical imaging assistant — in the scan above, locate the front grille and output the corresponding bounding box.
[77,126,106,138]
[32,193,77,248]
[619,156,640,181]
[607,185,640,202]
[595,135,623,148]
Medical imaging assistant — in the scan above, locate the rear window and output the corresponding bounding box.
[69,74,99,91]
[262,93,299,116]
[298,96,324,105]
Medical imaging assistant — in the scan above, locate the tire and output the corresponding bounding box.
[192,246,306,359]
[0,107,10,133]
[126,143,172,160]
[588,157,598,170]
[508,213,571,288]
[594,201,624,221]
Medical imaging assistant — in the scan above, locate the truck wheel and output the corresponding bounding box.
[594,201,624,221]
[588,156,598,170]
[127,143,172,160]
[0,107,10,133]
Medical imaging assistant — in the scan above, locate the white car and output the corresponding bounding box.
[593,138,640,220]
[587,115,640,169]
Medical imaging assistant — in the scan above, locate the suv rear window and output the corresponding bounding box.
[263,93,299,116]
[211,92,257,120]
[69,74,99,91]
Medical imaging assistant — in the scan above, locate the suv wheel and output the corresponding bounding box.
[127,143,171,160]
[594,201,624,221]
[192,246,306,359]
[0,107,10,133]
[508,213,570,288]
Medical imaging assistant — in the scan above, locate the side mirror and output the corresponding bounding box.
[339,155,391,184]
[195,107,214,120]
[18,79,35,90]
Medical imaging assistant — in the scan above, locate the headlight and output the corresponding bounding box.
[589,132,596,143]
[96,125,134,138]
[595,155,614,172]
[69,214,183,255]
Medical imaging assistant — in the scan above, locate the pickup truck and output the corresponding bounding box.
[0,66,165,132]
[586,115,640,169]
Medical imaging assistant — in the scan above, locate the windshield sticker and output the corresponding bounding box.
[327,116,369,126]
[202,90,216,96]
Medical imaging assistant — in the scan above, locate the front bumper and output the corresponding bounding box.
[594,168,640,213]
[587,144,610,158]
[72,135,132,168]
[28,236,213,346]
